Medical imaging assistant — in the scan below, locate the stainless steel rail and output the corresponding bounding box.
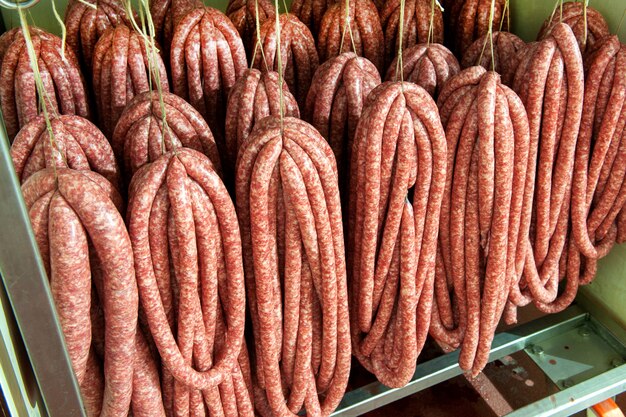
[506,364,626,417]
[332,307,588,416]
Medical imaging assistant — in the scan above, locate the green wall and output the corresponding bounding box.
[2,0,626,325]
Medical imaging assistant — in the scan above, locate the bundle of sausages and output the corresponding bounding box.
[385,43,460,97]
[0,28,90,140]
[92,25,169,138]
[317,0,384,72]
[508,22,584,317]
[349,81,446,387]
[380,0,444,68]
[461,31,525,86]
[225,68,299,171]
[235,116,351,416]
[22,167,147,416]
[305,52,380,185]
[112,91,221,176]
[571,36,626,286]
[169,0,247,154]
[289,0,336,39]
[445,0,508,56]
[127,147,253,417]
[433,67,533,375]
[11,115,119,188]
[537,1,610,54]
[64,0,133,69]
[252,13,319,107]
[226,0,275,54]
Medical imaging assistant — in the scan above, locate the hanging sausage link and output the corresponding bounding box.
[112,91,222,177]
[128,148,253,416]
[92,25,169,138]
[236,116,350,416]
[349,81,446,387]
[0,28,91,140]
[386,43,460,98]
[433,67,533,374]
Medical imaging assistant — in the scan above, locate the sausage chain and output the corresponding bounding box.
[509,22,584,316]
[236,116,350,416]
[445,0,507,57]
[349,81,446,387]
[289,0,337,40]
[225,68,300,173]
[92,25,169,138]
[128,148,252,416]
[170,5,248,158]
[305,52,380,196]
[537,1,610,55]
[11,115,121,190]
[434,67,532,375]
[22,168,152,417]
[226,0,275,57]
[570,36,626,287]
[461,31,525,87]
[0,28,90,141]
[386,43,460,98]
[112,91,222,177]
[252,14,319,109]
[317,0,384,73]
[64,0,133,70]
[380,0,444,70]
[150,0,202,56]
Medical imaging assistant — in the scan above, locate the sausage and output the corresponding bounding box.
[113,91,221,177]
[461,31,526,87]
[48,192,92,384]
[226,0,275,57]
[28,190,53,278]
[59,170,138,416]
[81,350,104,417]
[235,116,349,414]
[534,49,564,264]
[92,25,169,138]
[251,13,319,109]
[317,0,384,72]
[458,129,479,372]
[472,87,514,375]
[225,68,299,172]
[387,43,460,98]
[171,6,247,154]
[380,0,444,68]
[132,331,167,417]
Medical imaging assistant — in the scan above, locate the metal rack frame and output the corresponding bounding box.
[332,305,626,416]
[0,123,84,416]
